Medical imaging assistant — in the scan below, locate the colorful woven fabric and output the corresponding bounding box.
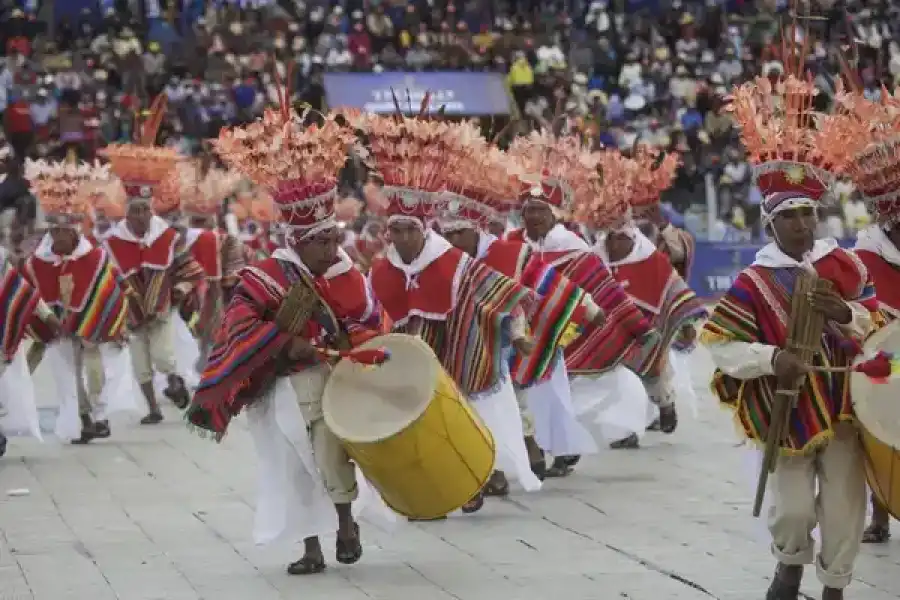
[125,249,205,328]
[189,231,246,340]
[701,250,878,454]
[550,252,656,376]
[481,240,585,387]
[24,248,128,344]
[416,256,536,397]
[856,249,900,322]
[609,251,708,377]
[0,260,42,362]
[188,257,381,435]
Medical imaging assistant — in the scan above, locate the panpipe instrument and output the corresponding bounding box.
[752,268,833,517]
[273,271,387,365]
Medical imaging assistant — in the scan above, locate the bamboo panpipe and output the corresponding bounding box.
[753,269,833,517]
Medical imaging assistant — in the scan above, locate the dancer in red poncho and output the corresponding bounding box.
[360,113,546,512]
[171,163,246,367]
[99,95,205,424]
[504,131,659,472]
[22,159,132,444]
[435,130,602,486]
[187,109,385,576]
[836,90,900,545]
[701,66,878,600]
[587,148,708,447]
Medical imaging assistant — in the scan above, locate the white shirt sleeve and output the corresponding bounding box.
[579,293,602,321]
[35,299,54,321]
[705,340,777,380]
[510,310,529,341]
[833,300,873,340]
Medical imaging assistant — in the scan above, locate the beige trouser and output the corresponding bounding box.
[129,316,178,384]
[513,386,536,437]
[74,342,105,416]
[767,422,867,589]
[289,365,358,504]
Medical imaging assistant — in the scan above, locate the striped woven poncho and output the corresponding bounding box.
[0,253,43,362]
[606,248,708,379]
[478,236,586,388]
[187,253,382,435]
[23,243,129,344]
[507,226,657,377]
[371,241,538,398]
[700,248,879,454]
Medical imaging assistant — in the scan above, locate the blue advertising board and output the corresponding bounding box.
[688,239,856,299]
[323,72,513,116]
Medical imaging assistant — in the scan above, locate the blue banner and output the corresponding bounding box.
[323,72,513,116]
[688,239,856,299]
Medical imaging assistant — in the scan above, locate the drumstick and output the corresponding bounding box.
[315,346,391,366]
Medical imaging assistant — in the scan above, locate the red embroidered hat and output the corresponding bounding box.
[828,87,900,228]
[849,137,900,228]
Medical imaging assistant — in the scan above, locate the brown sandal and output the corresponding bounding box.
[335,522,362,565]
[461,490,485,514]
[483,471,509,497]
[862,523,891,543]
[545,457,574,478]
[287,555,326,575]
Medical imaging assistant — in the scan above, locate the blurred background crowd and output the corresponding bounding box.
[0,0,894,241]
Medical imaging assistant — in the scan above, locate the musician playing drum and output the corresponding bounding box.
[187,114,381,576]
[701,183,878,600]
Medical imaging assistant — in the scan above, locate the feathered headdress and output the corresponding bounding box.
[831,85,900,228]
[191,168,242,217]
[727,17,858,225]
[569,149,636,232]
[348,109,455,226]
[628,146,680,216]
[79,178,126,222]
[99,94,181,203]
[506,130,601,219]
[154,159,196,219]
[25,159,111,227]
[437,125,518,232]
[213,80,354,240]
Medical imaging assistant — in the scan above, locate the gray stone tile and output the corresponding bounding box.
[3,348,900,599]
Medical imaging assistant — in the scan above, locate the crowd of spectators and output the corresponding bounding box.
[0,0,897,240]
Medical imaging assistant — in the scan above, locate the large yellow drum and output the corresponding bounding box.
[851,321,900,517]
[322,333,496,519]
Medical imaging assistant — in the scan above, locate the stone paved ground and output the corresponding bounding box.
[2,349,900,600]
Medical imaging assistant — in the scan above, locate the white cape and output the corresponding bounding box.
[525,357,598,456]
[0,348,42,440]
[569,365,651,442]
[245,377,398,547]
[470,377,542,491]
[32,341,142,441]
[173,312,201,387]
